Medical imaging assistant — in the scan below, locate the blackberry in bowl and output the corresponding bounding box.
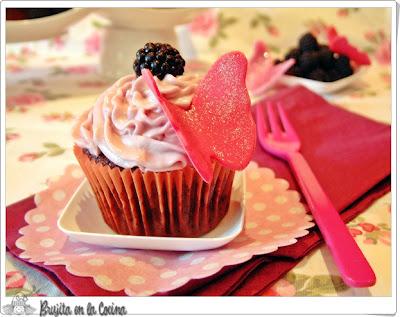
[279,32,355,82]
[299,32,319,52]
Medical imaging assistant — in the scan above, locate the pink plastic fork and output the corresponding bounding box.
[256,101,376,288]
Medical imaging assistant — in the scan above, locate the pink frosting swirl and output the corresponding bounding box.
[72,73,201,171]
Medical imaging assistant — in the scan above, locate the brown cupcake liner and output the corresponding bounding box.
[73,146,235,237]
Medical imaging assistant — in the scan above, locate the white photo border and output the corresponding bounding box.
[1,1,397,316]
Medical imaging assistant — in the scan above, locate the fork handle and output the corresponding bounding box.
[287,152,376,288]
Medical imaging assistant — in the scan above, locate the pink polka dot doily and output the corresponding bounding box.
[16,162,314,296]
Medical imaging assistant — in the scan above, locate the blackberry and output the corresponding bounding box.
[286,65,303,77]
[307,68,328,82]
[337,54,350,64]
[318,47,335,69]
[335,55,353,77]
[298,51,319,74]
[326,69,341,82]
[284,48,301,61]
[299,32,319,52]
[133,42,185,80]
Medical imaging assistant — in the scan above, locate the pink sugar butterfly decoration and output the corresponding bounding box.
[246,40,295,96]
[326,26,371,66]
[142,51,257,183]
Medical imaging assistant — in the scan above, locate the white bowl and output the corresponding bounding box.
[280,67,365,94]
[6,8,90,43]
[57,177,244,252]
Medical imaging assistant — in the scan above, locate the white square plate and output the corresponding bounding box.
[57,174,244,251]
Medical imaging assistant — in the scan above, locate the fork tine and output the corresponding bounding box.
[276,102,299,140]
[266,101,282,137]
[256,102,270,137]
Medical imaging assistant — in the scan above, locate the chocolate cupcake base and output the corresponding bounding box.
[74,146,235,237]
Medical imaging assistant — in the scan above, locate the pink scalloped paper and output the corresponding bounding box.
[16,162,314,296]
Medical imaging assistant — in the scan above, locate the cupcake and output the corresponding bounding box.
[72,43,256,237]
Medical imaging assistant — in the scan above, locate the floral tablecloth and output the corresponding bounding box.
[5,8,391,297]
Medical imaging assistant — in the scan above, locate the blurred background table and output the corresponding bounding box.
[5,8,391,297]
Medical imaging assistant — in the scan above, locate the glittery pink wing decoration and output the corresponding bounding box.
[142,51,256,183]
[326,26,371,66]
[246,40,295,95]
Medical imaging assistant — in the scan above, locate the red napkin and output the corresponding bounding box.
[6,86,390,296]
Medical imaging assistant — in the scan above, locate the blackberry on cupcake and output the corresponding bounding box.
[134,42,185,80]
